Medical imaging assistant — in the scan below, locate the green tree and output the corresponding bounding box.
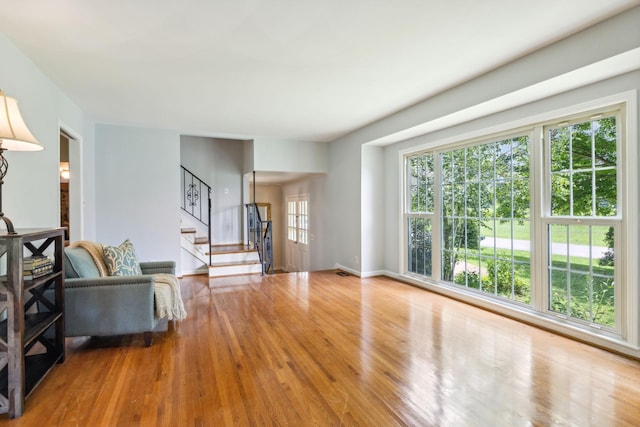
[548,116,618,327]
[549,117,617,217]
[599,226,615,267]
[441,137,529,282]
[409,115,618,317]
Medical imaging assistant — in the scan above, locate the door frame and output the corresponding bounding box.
[59,122,83,242]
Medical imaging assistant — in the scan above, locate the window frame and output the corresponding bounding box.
[539,109,622,332]
[405,152,437,277]
[399,91,638,351]
[287,194,309,246]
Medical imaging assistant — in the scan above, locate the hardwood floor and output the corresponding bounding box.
[2,270,640,426]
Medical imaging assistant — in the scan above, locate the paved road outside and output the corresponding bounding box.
[480,237,608,259]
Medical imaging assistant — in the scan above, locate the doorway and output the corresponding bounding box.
[59,128,81,243]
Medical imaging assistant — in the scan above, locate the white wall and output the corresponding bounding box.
[0,31,94,235]
[361,144,385,276]
[253,138,329,173]
[326,138,362,272]
[95,124,181,265]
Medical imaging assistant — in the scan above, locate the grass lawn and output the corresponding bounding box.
[482,220,610,246]
[453,248,615,327]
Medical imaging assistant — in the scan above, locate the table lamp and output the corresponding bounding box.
[0,90,44,234]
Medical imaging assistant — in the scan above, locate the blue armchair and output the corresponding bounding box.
[60,244,180,346]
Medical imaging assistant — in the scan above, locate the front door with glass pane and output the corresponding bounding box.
[286,194,309,272]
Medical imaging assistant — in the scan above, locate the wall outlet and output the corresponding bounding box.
[354,256,359,265]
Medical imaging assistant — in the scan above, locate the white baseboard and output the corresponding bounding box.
[334,264,393,278]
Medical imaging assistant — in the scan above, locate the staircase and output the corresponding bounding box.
[207,244,263,276]
[180,166,272,277]
[181,228,262,277]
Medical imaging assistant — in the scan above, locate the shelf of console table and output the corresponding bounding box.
[0,228,65,418]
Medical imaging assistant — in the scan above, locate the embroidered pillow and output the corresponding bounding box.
[103,239,142,276]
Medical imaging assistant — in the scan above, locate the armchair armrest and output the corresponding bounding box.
[140,261,176,275]
[64,275,156,338]
[65,275,156,288]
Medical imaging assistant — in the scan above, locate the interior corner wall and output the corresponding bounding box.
[361,145,385,275]
[0,31,94,233]
[326,138,362,272]
[384,142,402,275]
[95,124,181,265]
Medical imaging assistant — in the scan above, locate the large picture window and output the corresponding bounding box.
[404,103,627,338]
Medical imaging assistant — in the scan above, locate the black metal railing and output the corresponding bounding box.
[181,166,212,265]
[246,203,273,275]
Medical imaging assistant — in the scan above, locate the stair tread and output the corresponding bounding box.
[181,228,196,234]
[209,260,261,268]
[210,244,256,254]
[193,237,209,244]
[209,272,262,278]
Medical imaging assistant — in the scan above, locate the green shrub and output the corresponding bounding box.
[481,260,529,300]
[454,259,530,302]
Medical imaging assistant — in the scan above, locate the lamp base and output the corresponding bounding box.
[0,213,16,235]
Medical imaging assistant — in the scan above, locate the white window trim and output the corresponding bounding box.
[538,110,622,335]
[398,90,639,356]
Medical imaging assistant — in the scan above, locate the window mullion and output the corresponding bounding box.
[530,126,546,313]
[432,152,442,280]
[591,122,597,216]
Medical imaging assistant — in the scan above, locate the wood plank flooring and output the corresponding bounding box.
[2,270,640,426]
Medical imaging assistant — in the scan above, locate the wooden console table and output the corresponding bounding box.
[0,228,65,418]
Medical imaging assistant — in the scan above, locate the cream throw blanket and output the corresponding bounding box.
[71,241,187,321]
[152,273,187,321]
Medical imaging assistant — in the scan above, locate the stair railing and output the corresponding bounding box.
[245,203,273,275]
[261,220,273,275]
[181,166,212,266]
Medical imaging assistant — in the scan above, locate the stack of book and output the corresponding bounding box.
[23,255,54,280]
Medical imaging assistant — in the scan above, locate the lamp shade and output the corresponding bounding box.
[0,90,43,151]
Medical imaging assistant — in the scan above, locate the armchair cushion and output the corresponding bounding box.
[140,261,176,275]
[103,238,143,276]
[64,246,101,279]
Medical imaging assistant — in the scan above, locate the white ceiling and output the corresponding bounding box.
[0,0,637,143]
